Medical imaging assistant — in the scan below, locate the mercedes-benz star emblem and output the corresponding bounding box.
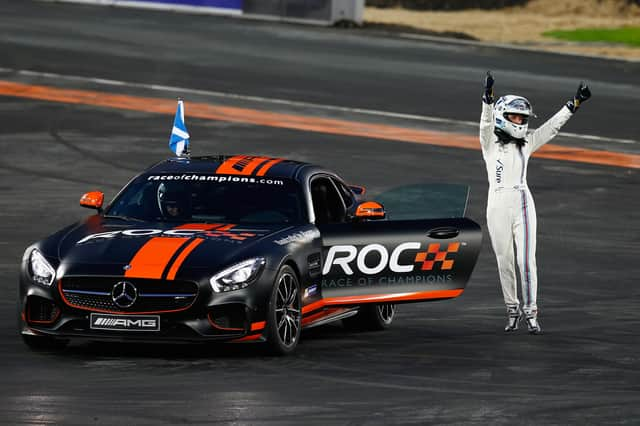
[111,281,138,308]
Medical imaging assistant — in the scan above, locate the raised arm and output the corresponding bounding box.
[480,72,495,149]
[529,82,591,152]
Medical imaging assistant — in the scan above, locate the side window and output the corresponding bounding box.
[333,179,355,208]
[310,177,347,225]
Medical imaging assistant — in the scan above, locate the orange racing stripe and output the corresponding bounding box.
[255,158,284,176]
[302,300,326,315]
[125,237,190,279]
[302,289,464,313]
[166,238,204,280]
[0,81,637,169]
[322,289,464,304]
[216,155,272,175]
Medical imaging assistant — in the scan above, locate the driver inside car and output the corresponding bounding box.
[157,183,191,220]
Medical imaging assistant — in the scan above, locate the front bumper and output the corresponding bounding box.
[18,270,275,344]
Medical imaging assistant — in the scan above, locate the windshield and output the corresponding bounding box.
[106,174,305,224]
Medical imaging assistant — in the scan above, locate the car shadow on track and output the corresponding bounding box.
[28,322,401,359]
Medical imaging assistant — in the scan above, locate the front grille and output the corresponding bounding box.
[60,277,198,313]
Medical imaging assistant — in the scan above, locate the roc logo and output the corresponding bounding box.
[204,228,256,241]
[414,243,460,271]
[323,241,461,276]
[76,226,257,245]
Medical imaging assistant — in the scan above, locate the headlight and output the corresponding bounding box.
[29,249,56,287]
[210,257,266,293]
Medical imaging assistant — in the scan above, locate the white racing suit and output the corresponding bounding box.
[479,102,573,315]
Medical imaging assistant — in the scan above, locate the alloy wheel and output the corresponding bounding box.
[274,272,301,347]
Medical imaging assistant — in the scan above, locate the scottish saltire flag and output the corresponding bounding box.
[169,99,190,156]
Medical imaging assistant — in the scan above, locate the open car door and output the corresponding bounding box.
[317,184,482,306]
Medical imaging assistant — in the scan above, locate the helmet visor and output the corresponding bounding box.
[504,113,529,125]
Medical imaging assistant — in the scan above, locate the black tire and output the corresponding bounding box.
[342,303,396,331]
[21,334,68,351]
[264,265,301,355]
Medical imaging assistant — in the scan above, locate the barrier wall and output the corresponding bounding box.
[47,0,363,24]
[244,0,331,22]
[55,0,242,15]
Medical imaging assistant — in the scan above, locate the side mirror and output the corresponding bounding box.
[349,185,366,196]
[354,201,386,220]
[80,191,104,211]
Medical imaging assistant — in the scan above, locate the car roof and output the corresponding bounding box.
[145,155,326,181]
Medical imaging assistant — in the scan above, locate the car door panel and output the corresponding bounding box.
[318,217,481,304]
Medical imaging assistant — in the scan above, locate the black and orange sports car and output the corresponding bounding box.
[19,155,482,354]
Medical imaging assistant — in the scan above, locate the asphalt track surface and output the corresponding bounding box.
[1,1,639,424]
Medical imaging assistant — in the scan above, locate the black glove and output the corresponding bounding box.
[483,71,495,104]
[566,82,591,113]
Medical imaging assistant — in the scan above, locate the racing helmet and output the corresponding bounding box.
[494,95,534,140]
[157,183,191,220]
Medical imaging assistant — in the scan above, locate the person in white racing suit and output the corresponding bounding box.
[479,71,591,334]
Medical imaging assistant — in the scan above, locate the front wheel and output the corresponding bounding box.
[343,303,396,331]
[264,265,301,355]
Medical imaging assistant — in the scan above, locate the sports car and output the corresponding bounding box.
[18,154,482,354]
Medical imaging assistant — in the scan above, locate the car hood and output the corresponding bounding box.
[56,217,294,277]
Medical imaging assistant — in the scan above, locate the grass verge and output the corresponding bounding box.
[543,27,640,47]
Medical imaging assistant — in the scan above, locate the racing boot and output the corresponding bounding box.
[524,309,542,335]
[504,305,522,332]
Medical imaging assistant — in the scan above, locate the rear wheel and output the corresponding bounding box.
[21,334,68,351]
[343,303,396,331]
[265,265,301,355]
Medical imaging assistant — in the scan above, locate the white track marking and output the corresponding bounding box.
[0,67,637,146]
[558,132,636,145]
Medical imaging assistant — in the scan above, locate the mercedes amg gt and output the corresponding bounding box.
[19,154,482,354]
